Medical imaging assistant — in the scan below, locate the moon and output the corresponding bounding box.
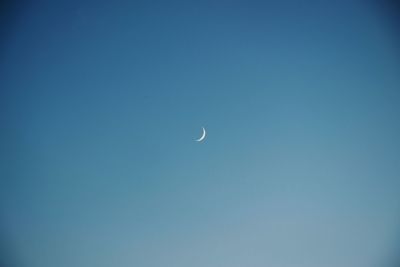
[195,127,206,142]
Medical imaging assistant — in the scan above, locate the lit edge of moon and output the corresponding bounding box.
[195,127,206,142]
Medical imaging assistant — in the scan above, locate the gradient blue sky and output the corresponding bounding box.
[1,1,400,266]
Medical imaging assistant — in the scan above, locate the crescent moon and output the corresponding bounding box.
[195,127,206,142]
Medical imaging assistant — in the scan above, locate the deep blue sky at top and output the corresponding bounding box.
[1,1,400,266]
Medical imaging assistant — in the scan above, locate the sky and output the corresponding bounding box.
[1,0,400,266]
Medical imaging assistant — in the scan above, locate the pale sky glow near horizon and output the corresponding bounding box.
[1,1,400,266]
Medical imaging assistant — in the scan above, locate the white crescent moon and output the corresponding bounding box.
[195,127,206,142]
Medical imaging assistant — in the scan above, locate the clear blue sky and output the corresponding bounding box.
[1,1,400,266]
